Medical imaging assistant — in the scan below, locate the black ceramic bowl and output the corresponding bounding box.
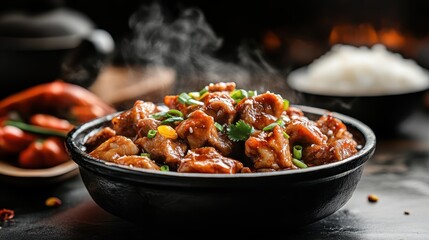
[65,105,376,227]
[287,67,429,138]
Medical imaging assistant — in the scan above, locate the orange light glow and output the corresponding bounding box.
[379,29,406,49]
[329,23,379,46]
[263,31,282,51]
[329,23,410,51]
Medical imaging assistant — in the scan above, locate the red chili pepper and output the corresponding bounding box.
[0,125,36,155]
[18,137,69,168]
[0,208,15,221]
[29,114,74,132]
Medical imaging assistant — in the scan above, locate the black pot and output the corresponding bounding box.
[0,6,114,98]
[65,105,376,228]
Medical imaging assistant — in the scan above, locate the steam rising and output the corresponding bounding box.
[118,3,290,96]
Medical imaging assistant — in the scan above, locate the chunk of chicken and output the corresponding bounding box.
[84,127,116,153]
[178,147,243,173]
[303,138,358,166]
[176,110,232,156]
[236,92,284,130]
[316,114,356,144]
[112,100,158,138]
[89,135,139,162]
[203,92,236,125]
[136,118,161,138]
[135,134,187,169]
[114,155,160,170]
[285,117,327,146]
[245,125,293,171]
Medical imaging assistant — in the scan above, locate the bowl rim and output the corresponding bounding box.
[66,104,376,185]
[287,66,429,97]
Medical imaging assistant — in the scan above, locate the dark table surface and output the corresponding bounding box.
[1,109,429,240]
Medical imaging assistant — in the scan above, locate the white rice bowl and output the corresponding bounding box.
[288,44,429,96]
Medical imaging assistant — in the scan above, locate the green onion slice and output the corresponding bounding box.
[283,99,290,111]
[293,145,303,160]
[147,129,157,139]
[282,131,290,139]
[151,111,168,119]
[230,89,249,103]
[178,92,191,104]
[167,109,183,118]
[161,116,184,124]
[140,153,151,158]
[160,165,170,171]
[214,122,224,132]
[292,158,308,169]
[199,86,208,96]
[262,119,284,132]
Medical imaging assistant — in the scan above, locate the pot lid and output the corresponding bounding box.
[0,7,95,50]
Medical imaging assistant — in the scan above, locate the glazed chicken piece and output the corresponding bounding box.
[89,135,139,162]
[316,114,356,144]
[175,110,233,156]
[245,125,293,171]
[203,92,236,125]
[136,118,161,138]
[207,82,236,92]
[178,147,243,173]
[285,117,327,147]
[236,92,284,130]
[303,138,358,166]
[112,100,158,138]
[286,106,304,119]
[113,155,160,170]
[135,133,187,169]
[84,127,116,153]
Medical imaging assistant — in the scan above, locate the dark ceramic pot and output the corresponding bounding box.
[65,105,376,227]
[0,6,114,98]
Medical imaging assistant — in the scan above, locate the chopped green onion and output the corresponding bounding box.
[283,99,290,111]
[167,109,183,118]
[188,92,200,99]
[178,92,191,104]
[160,165,170,171]
[230,89,248,103]
[263,122,278,132]
[282,131,290,139]
[151,111,169,119]
[187,98,204,106]
[293,145,303,160]
[147,129,157,139]
[262,119,284,132]
[214,122,224,132]
[293,158,308,169]
[178,92,204,106]
[161,116,184,124]
[140,153,151,158]
[199,86,208,96]
[248,90,257,97]
[4,120,67,138]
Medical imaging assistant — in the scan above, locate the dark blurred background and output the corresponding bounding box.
[3,0,429,104]
[5,0,429,68]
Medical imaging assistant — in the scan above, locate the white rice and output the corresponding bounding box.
[288,44,429,96]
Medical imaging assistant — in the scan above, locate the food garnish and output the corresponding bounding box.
[227,120,254,142]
